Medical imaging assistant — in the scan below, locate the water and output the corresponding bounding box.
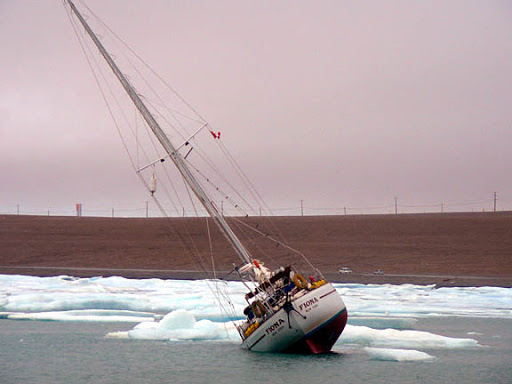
[1,275,511,384]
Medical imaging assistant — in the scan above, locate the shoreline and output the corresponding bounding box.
[1,213,511,288]
[1,266,510,288]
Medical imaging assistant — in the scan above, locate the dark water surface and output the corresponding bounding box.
[1,317,511,384]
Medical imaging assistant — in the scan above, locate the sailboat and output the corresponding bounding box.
[64,0,347,353]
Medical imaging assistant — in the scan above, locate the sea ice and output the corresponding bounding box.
[4,309,158,322]
[347,316,417,329]
[107,309,240,342]
[2,275,511,322]
[338,325,481,349]
[364,347,435,362]
[2,274,497,359]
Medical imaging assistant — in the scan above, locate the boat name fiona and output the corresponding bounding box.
[299,297,319,312]
[265,319,286,335]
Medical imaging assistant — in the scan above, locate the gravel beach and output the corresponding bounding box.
[1,212,511,287]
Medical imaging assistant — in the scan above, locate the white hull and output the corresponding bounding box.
[243,283,347,353]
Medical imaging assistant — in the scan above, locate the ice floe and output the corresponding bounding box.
[339,325,481,349]
[1,274,499,361]
[364,347,435,362]
[1,275,511,322]
[106,309,240,342]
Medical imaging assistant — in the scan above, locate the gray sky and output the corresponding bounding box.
[1,0,511,216]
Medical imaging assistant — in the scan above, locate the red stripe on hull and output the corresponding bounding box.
[284,309,348,354]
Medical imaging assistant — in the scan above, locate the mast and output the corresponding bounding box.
[65,0,252,265]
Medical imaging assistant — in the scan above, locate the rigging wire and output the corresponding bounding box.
[206,217,216,279]
[67,7,299,271]
[77,0,208,125]
[65,1,245,330]
[65,0,330,333]
[231,217,317,271]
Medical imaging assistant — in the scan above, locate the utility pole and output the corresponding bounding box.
[16,204,19,215]
[394,197,398,215]
[494,192,497,212]
[344,206,347,216]
[300,200,304,217]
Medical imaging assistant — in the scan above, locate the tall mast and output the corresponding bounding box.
[65,0,252,265]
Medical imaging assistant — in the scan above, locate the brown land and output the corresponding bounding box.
[0,212,511,287]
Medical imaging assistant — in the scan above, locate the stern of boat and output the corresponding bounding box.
[286,282,347,354]
[243,282,347,354]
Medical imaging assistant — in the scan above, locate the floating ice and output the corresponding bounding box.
[1,275,511,323]
[1,274,497,359]
[364,347,435,362]
[106,309,239,342]
[335,283,512,318]
[338,325,481,349]
[347,316,417,329]
[3,309,159,322]
[103,309,480,351]
[0,274,246,322]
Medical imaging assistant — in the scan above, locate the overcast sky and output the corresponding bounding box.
[1,0,511,216]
